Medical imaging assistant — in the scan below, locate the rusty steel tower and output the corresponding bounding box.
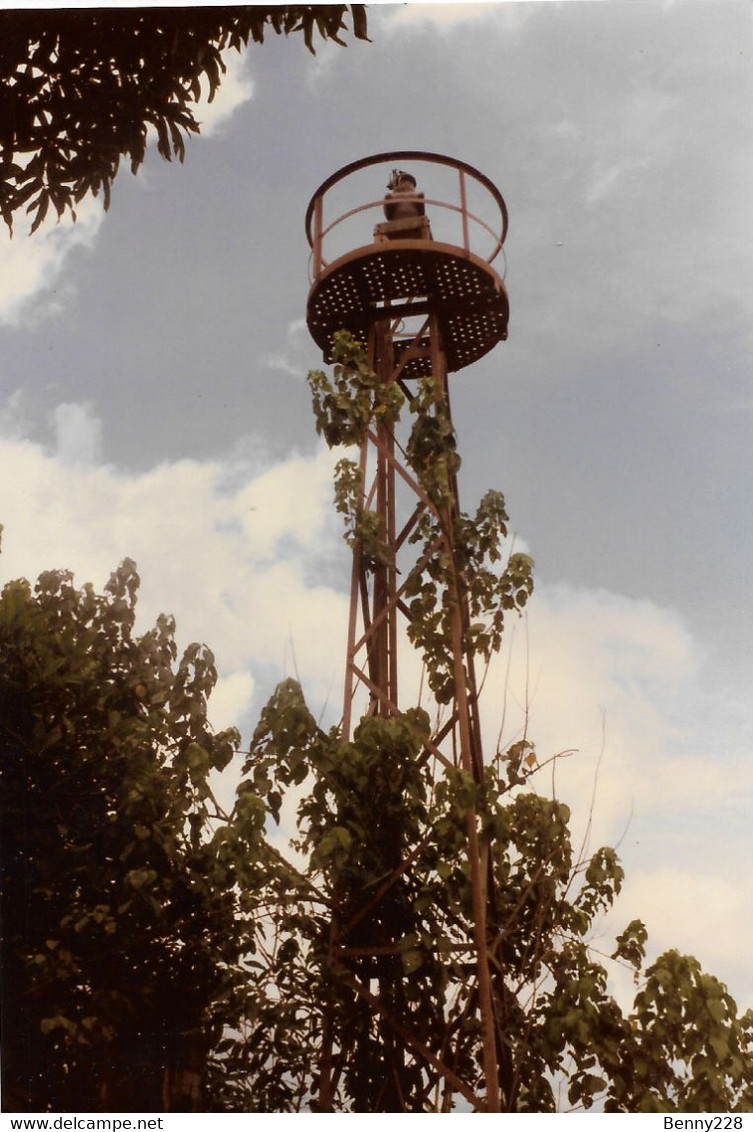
[305,152,510,1111]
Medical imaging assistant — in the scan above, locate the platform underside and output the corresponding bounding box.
[306,242,509,376]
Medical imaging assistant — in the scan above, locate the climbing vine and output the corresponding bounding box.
[227,673,753,1111]
[308,329,404,448]
[4,331,752,1112]
[306,331,534,703]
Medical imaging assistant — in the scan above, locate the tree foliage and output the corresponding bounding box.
[2,335,752,1111]
[0,555,271,1111]
[210,335,752,1112]
[229,683,753,1112]
[0,5,368,232]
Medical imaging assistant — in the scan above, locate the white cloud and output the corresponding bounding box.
[0,390,31,440]
[487,584,752,851]
[260,319,319,384]
[1,402,750,1008]
[54,403,103,466]
[208,670,256,733]
[260,318,316,382]
[0,410,347,727]
[302,36,353,91]
[605,867,753,1013]
[0,47,252,328]
[193,48,254,137]
[483,583,753,1009]
[0,197,105,327]
[260,353,305,381]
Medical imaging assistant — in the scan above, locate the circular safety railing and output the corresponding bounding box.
[305,151,508,283]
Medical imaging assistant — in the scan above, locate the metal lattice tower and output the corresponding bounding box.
[305,152,510,1111]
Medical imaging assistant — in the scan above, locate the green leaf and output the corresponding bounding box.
[402,947,424,975]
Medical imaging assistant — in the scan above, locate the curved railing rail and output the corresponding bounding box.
[305,151,508,282]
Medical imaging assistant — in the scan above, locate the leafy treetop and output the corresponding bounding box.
[0,5,368,232]
[0,556,276,1111]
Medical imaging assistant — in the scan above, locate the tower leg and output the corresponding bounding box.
[332,314,505,1111]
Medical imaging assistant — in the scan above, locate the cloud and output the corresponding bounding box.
[0,406,347,729]
[580,86,677,207]
[570,71,753,336]
[381,1,532,34]
[605,866,753,1013]
[585,157,647,206]
[0,47,252,328]
[208,670,256,733]
[0,197,105,327]
[193,48,255,136]
[0,390,31,441]
[487,583,751,845]
[1,401,750,1007]
[483,583,753,1008]
[260,318,315,382]
[54,403,103,466]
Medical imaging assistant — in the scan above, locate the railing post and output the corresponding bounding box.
[459,170,470,253]
[313,194,323,279]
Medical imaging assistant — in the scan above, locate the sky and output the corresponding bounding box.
[0,0,751,1025]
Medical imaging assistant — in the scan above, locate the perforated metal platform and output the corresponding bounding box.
[306,241,509,376]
